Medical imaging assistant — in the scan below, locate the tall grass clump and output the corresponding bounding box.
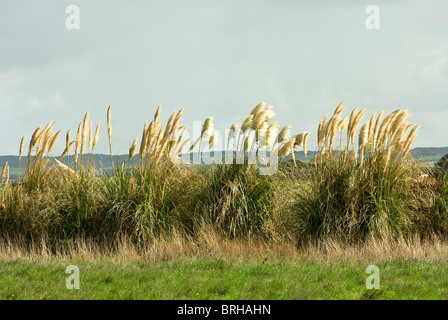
[195,102,309,239]
[101,105,204,241]
[294,102,438,242]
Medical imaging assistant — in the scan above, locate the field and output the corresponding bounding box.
[2,257,448,300]
[1,102,448,300]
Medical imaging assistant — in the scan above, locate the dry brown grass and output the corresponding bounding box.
[1,230,447,263]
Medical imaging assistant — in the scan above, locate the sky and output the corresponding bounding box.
[0,0,447,155]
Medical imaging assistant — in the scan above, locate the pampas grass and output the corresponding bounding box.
[107,105,114,175]
[1,100,447,254]
[299,102,429,243]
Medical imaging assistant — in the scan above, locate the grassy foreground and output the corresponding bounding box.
[1,257,448,300]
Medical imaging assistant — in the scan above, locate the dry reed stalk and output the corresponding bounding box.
[328,115,342,151]
[358,122,369,166]
[334,102,345,115]
[154,105,162,123]
[1,162,7,183]
[384,146,392,171]
[36,122,54,157]
[155,134,171,163]
[403,125,420,156]
[30,125,42,148]
[35,122,52,146]
[92,122,100,151]
[162,111,177,141]
[303,132,310,157]
[147,127,162,160]
[171,108,184,134]
[80,111,89,155]
[18,135,25,179]
[174,126,187,150]
[88,123,93,152]
[168,127,180,152]
[317,116,327,150]
[18,136,25,160]
[48,130,61,153]
[349,109,366,147]
[107,105,114,175]
[175,137,192,156]
[39,128,53,158]
[372,111,384,143]
[54,158,75,174]
[390,110,409,136]
[346,107,358,140]
[376,110,401,147]
[392,122,409,147]
[129,138,138,159]
[65,130,71,151]
[366,111,376,149]
[189,136,202,152]
[74,122,82,167]
[60,141,75,160]
[150,126,164,161]
[145,121,155,154]
[139,121,148,161]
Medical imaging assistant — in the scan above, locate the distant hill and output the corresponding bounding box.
[410,147,448,158]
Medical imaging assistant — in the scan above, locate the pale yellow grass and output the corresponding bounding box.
[1,231,447,263]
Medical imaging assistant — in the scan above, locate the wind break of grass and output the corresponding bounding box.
[3,102,448,252]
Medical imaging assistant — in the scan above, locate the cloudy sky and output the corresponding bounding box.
[1,0,447,155]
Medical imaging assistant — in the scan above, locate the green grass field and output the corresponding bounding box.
[1,257,447,300]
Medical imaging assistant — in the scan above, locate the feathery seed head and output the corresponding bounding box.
[250,102,266,116]
[129,138,138,158]
[251,110,267,131]
[358,122,369,147]
[209,132,217,151]
[228,123,239,141]
[277,126,291,143]
[303,132,310,157]
[107,105,112,137]
[93,122,100,150]
[279,138,296,157]
[48,130,61,153]
[19,136,25,159]
[201,117,214,136]
[241,114,254,133]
